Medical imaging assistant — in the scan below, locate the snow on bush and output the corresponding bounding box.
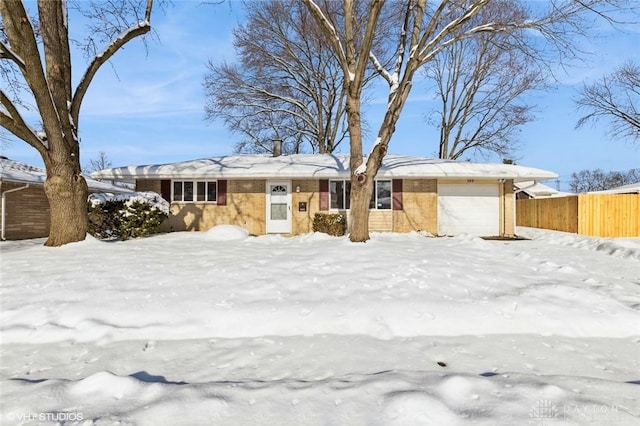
[88,191,169,240]
[89,191,170,214]
[205,225,250,241]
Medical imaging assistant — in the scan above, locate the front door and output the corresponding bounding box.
[266,181,292,234]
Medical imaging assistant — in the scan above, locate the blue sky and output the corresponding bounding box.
[2,1,639,191]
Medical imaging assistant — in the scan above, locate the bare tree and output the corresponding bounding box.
[301,0,636,242]
[84,151,133,187]
[204,0,346,154]
[426,0,545,160]
[576,61,640,142]
[84,151,112,174]
[205,59,314,154]
[203,0,386,155]
[0,0,155,246]
[570,168,640,193]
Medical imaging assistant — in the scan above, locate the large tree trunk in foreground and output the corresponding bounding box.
[0,0,153,246]
[348,142,387,242]
[345,79,373,242]
[44,161,89,246]
[348,175,374,242]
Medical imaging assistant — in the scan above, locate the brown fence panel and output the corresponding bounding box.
[578,194,640,237]
[516,198,537,227]
[516,196,578,233]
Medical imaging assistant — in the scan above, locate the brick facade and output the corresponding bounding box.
[502,179,516,236]
[135,180,161,193]
[2,181,136,241]
[143,177,515,237]
[392,179,438,235]
[1,182,50,240]
[291,179,320,235]
[156,179,267,235]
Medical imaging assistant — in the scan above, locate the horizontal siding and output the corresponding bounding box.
[368,210,393,232]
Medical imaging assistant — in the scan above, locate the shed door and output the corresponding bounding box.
[438,183,500,236]
[266,181,292,234]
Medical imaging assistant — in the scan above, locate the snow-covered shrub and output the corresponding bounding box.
[88,198,122,239]
[205,225,250,241]
[313,213,346,236]
[88,192,169,240]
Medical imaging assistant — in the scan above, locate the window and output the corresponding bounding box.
[329,180,391,210]
[374,180,391,209]
[172,181,217,202]
[330,180,351,209]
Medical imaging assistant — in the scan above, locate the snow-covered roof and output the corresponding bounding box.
[514,180,573,198]
[0,157,131,193]
[587,182,640,194]
[91,154,557,183]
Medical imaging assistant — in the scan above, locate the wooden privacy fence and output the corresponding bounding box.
[516,194,639,237]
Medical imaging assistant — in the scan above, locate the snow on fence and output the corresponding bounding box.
[517,194,639,237]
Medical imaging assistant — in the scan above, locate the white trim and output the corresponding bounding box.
[171,179,218,203]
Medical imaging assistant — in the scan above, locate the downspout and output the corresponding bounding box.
[1,183,30,241]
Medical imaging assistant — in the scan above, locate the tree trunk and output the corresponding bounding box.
[348,174,374,242]
[345,86,373,242]
[43,164,89,247]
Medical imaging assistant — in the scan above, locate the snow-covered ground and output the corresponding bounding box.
[1,227,639,425]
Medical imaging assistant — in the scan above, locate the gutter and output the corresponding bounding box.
[1,183,30,241]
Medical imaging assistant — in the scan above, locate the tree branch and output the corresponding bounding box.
[353,0,384,88]
[71,0,153,128]
[0,89,48,156]
[0,0,59,145]
[576,61,640,141]
[299,0,347,69]
[0,39,26,70]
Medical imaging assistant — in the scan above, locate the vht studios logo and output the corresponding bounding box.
[7,412,84,423]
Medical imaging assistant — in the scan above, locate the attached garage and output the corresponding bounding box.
[438,183,500,236]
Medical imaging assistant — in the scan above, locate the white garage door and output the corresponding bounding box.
[438,183,500,236]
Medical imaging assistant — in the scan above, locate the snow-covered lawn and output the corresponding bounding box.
[1,227,639,425]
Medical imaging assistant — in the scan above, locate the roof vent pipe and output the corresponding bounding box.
[272,139,282,157]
